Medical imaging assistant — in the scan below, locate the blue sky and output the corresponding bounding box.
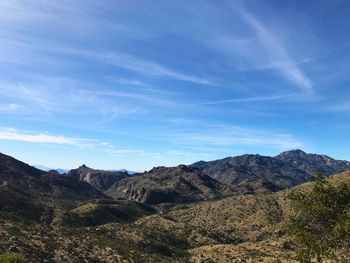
[0,0,350,170]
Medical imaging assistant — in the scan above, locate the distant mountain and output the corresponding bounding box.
[106,165,229,205]
[115,169,137,175]
[276,149,350,175]
[34,165,69,174]
[191,150,350,190]
[68,164,131,192]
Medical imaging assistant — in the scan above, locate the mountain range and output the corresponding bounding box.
[65,149,350,206]
[192,149,350,189]
[0,149,349,262]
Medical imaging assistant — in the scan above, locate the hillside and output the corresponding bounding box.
[0,152,152,226]
[106,165,229,205]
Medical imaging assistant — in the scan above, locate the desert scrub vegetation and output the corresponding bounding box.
[286,173,350,262]
[0,253,27,263]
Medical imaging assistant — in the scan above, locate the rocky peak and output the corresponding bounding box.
[276,149,307,159]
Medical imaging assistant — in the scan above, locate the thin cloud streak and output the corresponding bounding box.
[240,10,312,92]
[163,125,304,149]
[100,52,211,85]
[0,128,94,148]
[322,102,350,112]
[0,81,154,119]
[191,94,287,106]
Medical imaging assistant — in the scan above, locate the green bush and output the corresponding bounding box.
[286,173,350,262]
[0,253,27,263]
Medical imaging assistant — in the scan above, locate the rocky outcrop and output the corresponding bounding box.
[68,165,130,192]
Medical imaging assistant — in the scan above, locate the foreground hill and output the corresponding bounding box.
[192,149,350,190]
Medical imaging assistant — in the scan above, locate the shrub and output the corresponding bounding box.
[286,173,350,262]
[0,253,27,263]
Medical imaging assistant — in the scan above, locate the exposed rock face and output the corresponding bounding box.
[191,150,350,190]
[68,165,130,192]
[106,165,227,205]
[275,149,350,175]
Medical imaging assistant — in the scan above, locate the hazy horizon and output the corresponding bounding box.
[1,1,350,170]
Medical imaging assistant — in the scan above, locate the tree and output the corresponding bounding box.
[0,253,27,263]
[286,173,350,262]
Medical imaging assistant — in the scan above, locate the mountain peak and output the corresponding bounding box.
[277,149,307,157]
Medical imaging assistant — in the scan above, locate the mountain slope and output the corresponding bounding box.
[106,165,228,205]
[192,150,350,190]
[276,149,350,175]
[192,154,310,189]
[0,152,106,222]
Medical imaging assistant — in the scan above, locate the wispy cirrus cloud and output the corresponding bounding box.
[0,128,94,148]
[191,94,288,106]
[207,8,312,92]
[99,52,211,85]
[0,127,162,162]
[181,132,301,149]
[240,11,312,92]
[0,80,158,119]
[162,124,304,150]
[0,1,211,86]
[321,102,350,112]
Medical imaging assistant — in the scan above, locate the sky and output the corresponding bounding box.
[0,0,350,171]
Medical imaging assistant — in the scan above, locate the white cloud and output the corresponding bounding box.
[0,103,19,112]
[0,128,94,148]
